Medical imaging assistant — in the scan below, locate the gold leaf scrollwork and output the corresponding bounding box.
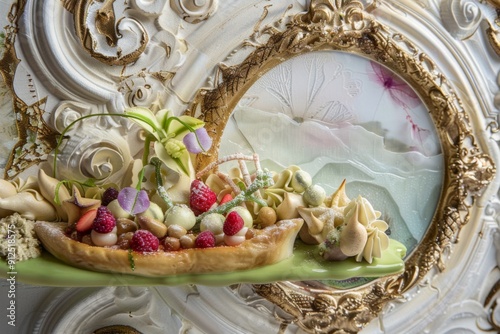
[63,0,148,66]
[192,0,495,332]
[0,0,59,179]
[486,9,500,57]
[487,0,500,8]
[483,279,500,332]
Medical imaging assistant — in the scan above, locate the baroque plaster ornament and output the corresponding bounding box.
[53,127,133,186]
[119,72,170,111]
[4,96,58,179]
[169,0,219,23]
[0,0,496,333]
[440,0,482,40]
[63,0,149,66]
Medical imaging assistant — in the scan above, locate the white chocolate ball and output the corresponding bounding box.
[140,202,165,222]
[164,205,196,230]
[200,213,225,235]
[303,184,326,207]
[91,227,118,246]
[215,233,225,245]
[228,206,253,228]
[107,199,133,219]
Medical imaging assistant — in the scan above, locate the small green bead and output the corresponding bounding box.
[303,184,326,207]
[291,170,312,193]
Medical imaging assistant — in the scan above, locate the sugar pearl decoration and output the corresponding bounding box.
[303,184,326,207]
[257,207,277,227]
[291,170,312,193]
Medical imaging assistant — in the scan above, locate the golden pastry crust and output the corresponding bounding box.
[34,219,303,277]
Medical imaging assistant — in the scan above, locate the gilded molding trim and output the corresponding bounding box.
[61,0,217,66]
[484,278,500,331]
[487,0,500,8]
[0,0,59,179]
[191,0,496,332]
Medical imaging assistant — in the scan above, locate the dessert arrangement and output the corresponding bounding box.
[0,106,405,281]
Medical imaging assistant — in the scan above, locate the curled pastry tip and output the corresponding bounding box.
[38,169,71,221]
[62,185,101,224]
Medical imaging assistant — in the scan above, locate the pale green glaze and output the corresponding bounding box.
[1,240,406,287]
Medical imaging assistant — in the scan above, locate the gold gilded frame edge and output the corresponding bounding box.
[190,0,496,332]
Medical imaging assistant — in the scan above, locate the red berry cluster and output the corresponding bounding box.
[195,230,215,248]
[189,180,217,215]
[92,206,116,233]
[101,187,119,206]
[223,211,244,236]
[130,230,159,252]
[70,178,253,254]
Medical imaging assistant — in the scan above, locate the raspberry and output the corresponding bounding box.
[189,180,217,216]
[102,187,119,206]
[195,230,216,248]
[223,211,244,236]
[92,206,116,233]
[130,230,159,252]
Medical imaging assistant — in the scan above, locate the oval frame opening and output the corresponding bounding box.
[188,1,495,331]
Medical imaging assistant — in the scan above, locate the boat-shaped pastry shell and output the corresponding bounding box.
[34,219,304,277]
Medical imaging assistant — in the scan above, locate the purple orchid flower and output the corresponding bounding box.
[118,187,150,215]
[183,127,212,154]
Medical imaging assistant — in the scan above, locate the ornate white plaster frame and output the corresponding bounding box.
[0,0,500,333]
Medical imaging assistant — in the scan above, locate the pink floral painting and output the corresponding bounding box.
[369,61,431,152]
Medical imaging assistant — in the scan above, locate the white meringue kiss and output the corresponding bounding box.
[91,227,118,246]
[223,227,248,246]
